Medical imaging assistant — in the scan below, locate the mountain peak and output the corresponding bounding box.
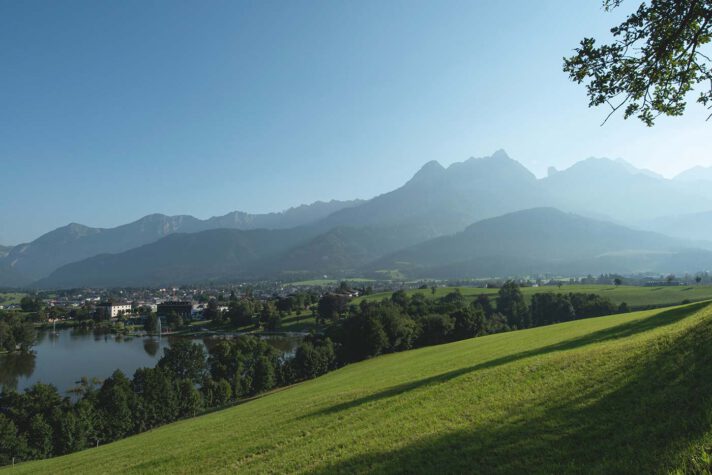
[491,149,510,160]
[406,160,446,185]
[613,158,664,179]
[420,160,445,172]
[674,165,712,182]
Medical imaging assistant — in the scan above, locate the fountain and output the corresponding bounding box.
[156,316,162,337]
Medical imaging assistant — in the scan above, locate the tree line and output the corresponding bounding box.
[0,335,335,466]
[0,281,626,466]
[321,282,628,364]
[0,312,36,354]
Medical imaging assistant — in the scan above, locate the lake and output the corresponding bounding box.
[0,328,301,395]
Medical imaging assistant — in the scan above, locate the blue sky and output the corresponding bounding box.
[1,0,710,244]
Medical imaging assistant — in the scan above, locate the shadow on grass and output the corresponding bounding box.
[312,303,712,474]
[304,302,708,420]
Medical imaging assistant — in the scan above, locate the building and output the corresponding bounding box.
[95,302,132,319]
[157,301,193,320]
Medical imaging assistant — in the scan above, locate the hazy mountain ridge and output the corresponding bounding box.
[640,211,712,242]
[674,165,712,183]
[0,200,362,283]
[36,226,323,288]
[540,158,712,222]
[0,245,12,259]
[9,151,712,288]
[317,149,550,237]
[371,208,710,278]
[37,208,712,289]
[256,223,438,277]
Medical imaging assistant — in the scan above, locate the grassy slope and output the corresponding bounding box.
[11,301,712,474]
[356,284,712,309]
[0,292,25,306]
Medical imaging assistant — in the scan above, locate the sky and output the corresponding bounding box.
[1,0,710,245]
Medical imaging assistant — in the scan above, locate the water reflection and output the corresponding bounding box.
[0,352,36,392]
[143,339,160,357]
[0,328,302,395]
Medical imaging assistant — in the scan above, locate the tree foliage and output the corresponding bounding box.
[564,0,712,125]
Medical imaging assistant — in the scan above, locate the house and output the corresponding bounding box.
[157,301,193,320]
[95,302,132,319]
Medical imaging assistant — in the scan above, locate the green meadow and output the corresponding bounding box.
[291,277,376,286]
[11,300,712,474]
[356,283,712,309]
[0,292,25,306]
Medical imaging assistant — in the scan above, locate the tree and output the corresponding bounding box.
[203,299,221,322]
[166,311,183,330]
[0,414,26,466]
[227,299,254,327]
[176,379,203,418]
[475,294,495,317]
[215,379,233,405]
[417,314,454,346]
[131,368,178,431]
[201,377,232,407]
[13,323,36,352]
[26,414,53,459]
[20,296,41,313]
[390,290,409,308]
[317,294,348,322]
[328,311,388,362]
[0,321,15,353]
[564,0,712,125]
[143,313,158,334]
[252,356,276,393]
[530,293,576,327]
[380,306,418,351]
[265,312,282,331]
[451,306,486,340]
[207,340,238,383]
[96,370,135,441]
[158,340,206,384]
[290,337,336,381]
[259,302,277,328]
[696,275,703,284]
[275,297,294,314]
[497,281,530,329]
[614,277,623,286]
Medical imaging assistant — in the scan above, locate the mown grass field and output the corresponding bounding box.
[291,277,376,286]
[355,283,712,309]
[278,313,317,332]
[0,292,25,306]
[11,300,712,474]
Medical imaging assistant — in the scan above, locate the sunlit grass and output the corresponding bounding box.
[356,284,712,309]
[0,292,25,306]
[10,301,712,474]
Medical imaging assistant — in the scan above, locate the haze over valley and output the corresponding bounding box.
[3,150,712,289]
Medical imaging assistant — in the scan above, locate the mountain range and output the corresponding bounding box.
[0,200,361,286]
[6,150,712,288]
[371,208,711,278]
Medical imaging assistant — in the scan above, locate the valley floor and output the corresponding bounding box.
[8,301,712,473]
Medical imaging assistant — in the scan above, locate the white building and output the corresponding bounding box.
[96,302,132,318]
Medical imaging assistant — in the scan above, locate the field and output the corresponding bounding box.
[11,300,712,474]
[355,283,712,309]
[290,278,376,286]
[0,292,25,307]
[278,313,318,332]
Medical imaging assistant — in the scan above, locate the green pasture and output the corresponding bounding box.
[12,300,712,473]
